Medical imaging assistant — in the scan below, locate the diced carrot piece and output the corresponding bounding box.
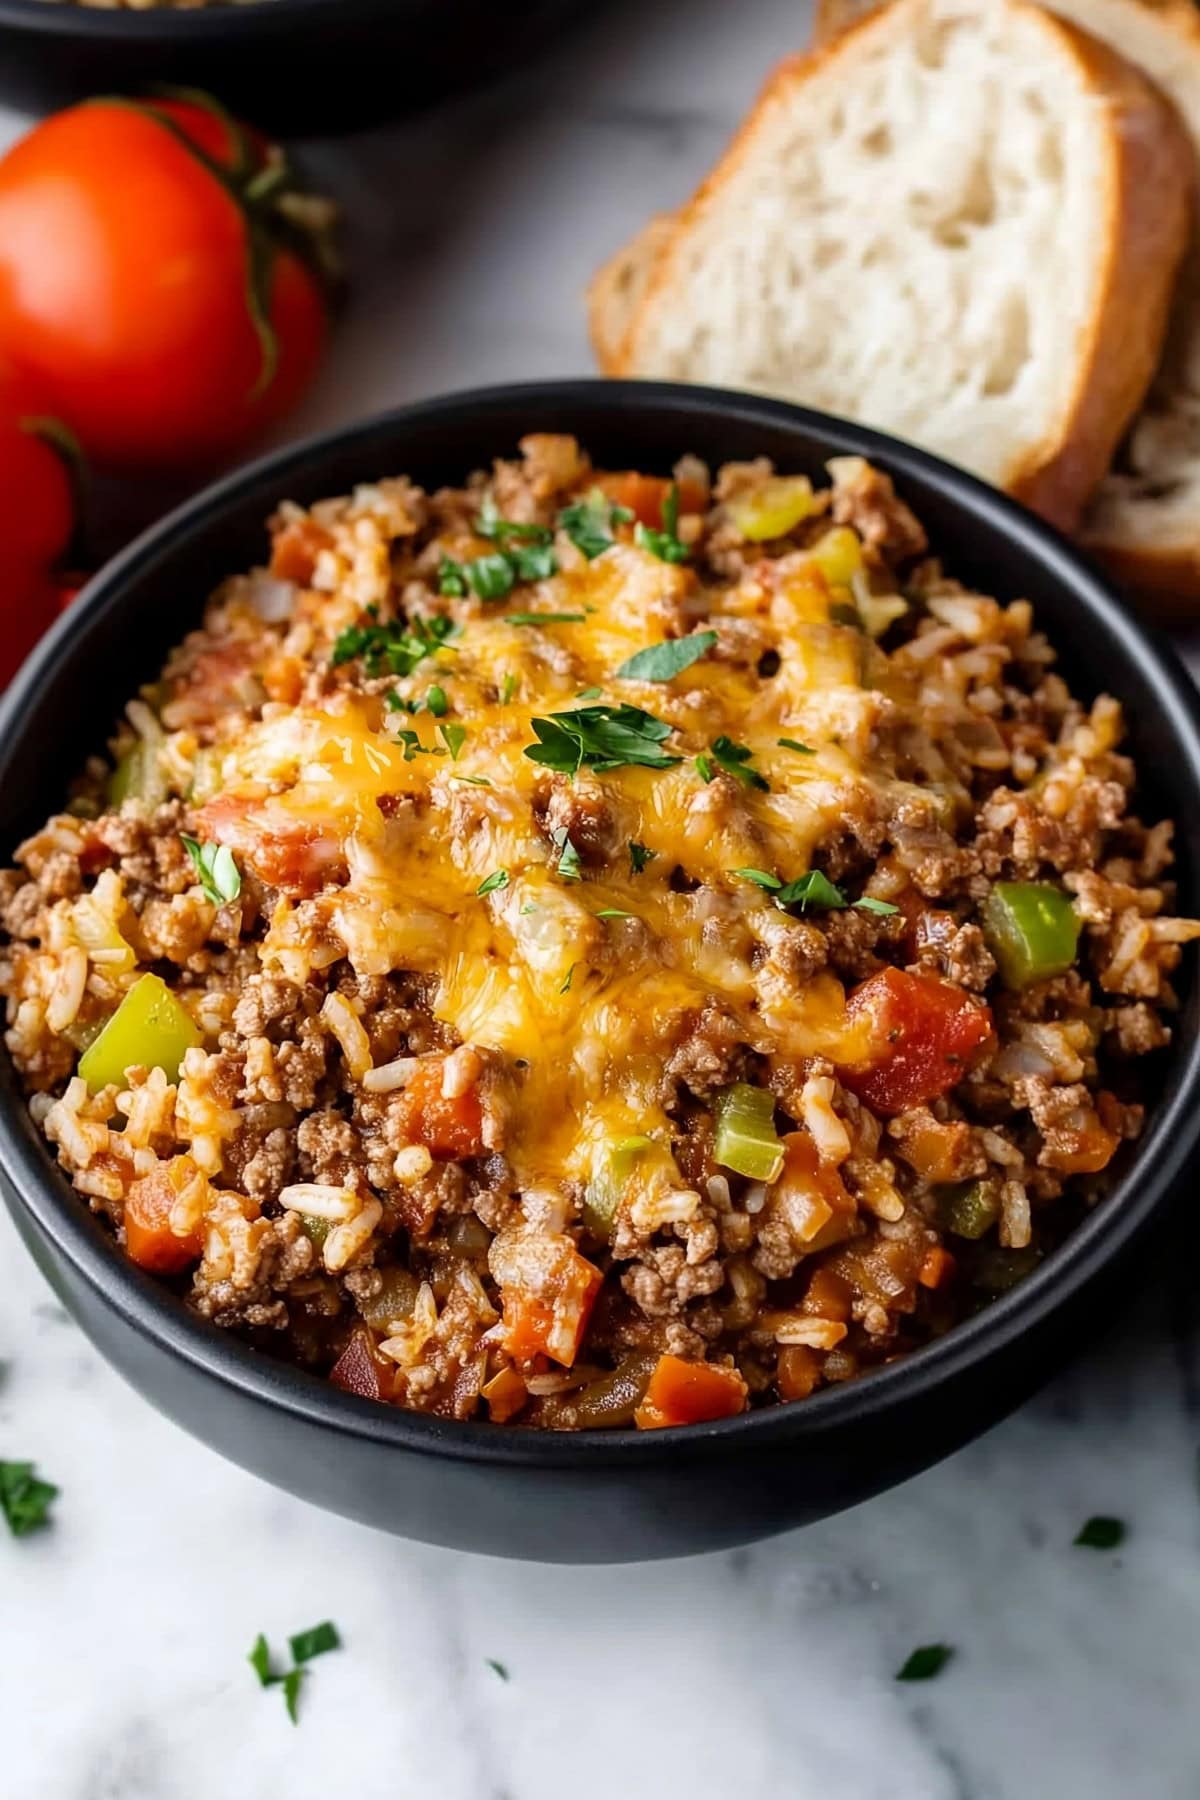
[918,1245,956,1289]
[836,967,994,1115]
[270,517,333,587]
[330,1328,395,1403]
[594,470,708,530]
[392,1061,486,1160]
[494,1233,603,1367]
[123,1159,205,1274]
[634,1354,748,1429]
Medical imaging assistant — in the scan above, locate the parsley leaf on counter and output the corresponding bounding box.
[289,1621,342,1664]
[558,491,633,560]
[896,1645,954,1682]
[180,835,241,907]
[477,869,510,897]
[634,483,689,564]
[708,736,768,791]
[332,612,459,678]
[282,1669,305,1724]
[615,630,717,683]
[628,841,657,875]
[1075,1516,1125,1550]
[525,703,680,775]
[248,1634,282,1687]
[0,1459,58,1537]
[486,1657,511,1681]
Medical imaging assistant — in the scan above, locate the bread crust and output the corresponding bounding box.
[609,0,1192,535]
[587,215,675,375]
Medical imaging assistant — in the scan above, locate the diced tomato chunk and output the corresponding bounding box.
[196,790,345,897]
[918,1245,957,1289]
[634,1354,748,1430]
[493,1231,603,1367]
[594,469,707,529]
[329,1328,395,1403]
[392,1060,486,1160]
[123,1160,205,1274]
[836,967,994,1115]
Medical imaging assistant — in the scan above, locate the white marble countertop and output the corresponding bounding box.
[4,2,1200,1794]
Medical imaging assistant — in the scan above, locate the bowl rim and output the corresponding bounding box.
[3,375,1200,1469]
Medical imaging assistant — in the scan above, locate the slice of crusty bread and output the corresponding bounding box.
[815,0,1200,608]
[603,0,1192,533]
[589,215,676,376]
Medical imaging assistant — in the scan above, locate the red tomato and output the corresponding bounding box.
[196,791,345,897]
[0,368,78,687]
[392,1061,486,1160]
[836,967,995,1115]
[595,470,708,528]
[634,1355,748,1429]
[0,97,329,472]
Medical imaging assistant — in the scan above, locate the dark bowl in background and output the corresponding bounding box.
[0,0,588,133]
[2,380,1199,1563]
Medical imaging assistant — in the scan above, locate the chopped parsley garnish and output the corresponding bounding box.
[732,867,892,916]
[552,827,582,882]
[425,685,448,717]
[507,611,587,627]
[439,722,467,761]
[778,737,815,755]
[463,551,517,601]
[896,1645,954,1682]
[476,496,553,546]
[437,557,468,598]
[558,491,633,560]
[628,841,657,874]
[499,673,519,705]
[1075,1516,1125,1550]
[0,1459,58,1537]
[332,612,459,678]
[486,1658,511,1682]
[451,773,491,787]
[393,728,444,762]
[525,703,680,775]
[707,736,768,791]
[576,685,603,701]
[695,753,715,783]
[615,630,717,683]
[595,908,633,919]
[560,963,576,994]
[289,1621,341,1664]
[777,870,845,910]
[634,484,689,564]
[180,835,241,907]
[477,869,509,897]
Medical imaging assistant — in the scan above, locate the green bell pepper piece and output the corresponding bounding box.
[78,973,202,1092]
[983,881,1080,990]
[713,1082,784,1182]
[582,1135,657,1241]
[936,1180,1001,1241]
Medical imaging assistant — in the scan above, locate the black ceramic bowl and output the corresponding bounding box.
[0,0,587,133]
[3,381,1199,1564]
